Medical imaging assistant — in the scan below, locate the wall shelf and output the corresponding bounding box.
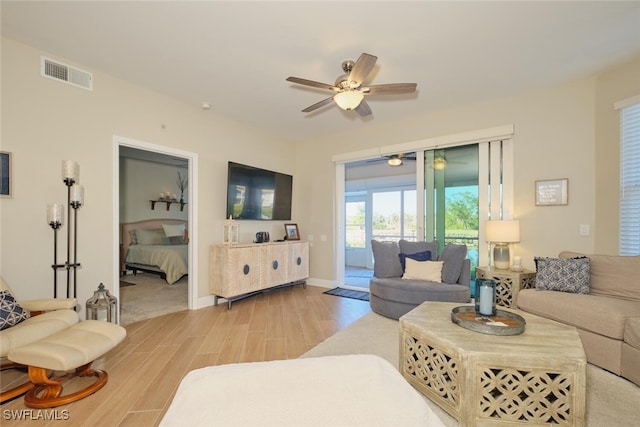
[150,200,187,211]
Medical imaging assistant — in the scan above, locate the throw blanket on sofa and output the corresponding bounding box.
[160,354,445,427]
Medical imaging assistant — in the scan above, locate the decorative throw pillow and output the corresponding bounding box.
[0,290,30,330]
[371,240,403,278]
[399,240,439,259]
[128,230,138,245]
[438,244,467,284]
[399,250,432,272]
[402,259,443,282]
[136,228,166,246]
[534,256,590,294]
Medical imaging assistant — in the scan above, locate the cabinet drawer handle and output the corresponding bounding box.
[296,257,302,266]
[273,260,278,270]
[243,264,250,275]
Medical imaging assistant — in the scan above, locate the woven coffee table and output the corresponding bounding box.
[399,302,586,427]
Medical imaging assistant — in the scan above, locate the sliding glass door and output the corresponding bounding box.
[424,145,480,277]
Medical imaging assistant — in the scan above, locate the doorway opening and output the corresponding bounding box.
[344,156,417,289]
[113,136,198,325]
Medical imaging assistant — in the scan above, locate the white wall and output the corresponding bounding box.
[120,157,188,223]
[297,66,638,279]
[2,36,638,305]
[594,56,640,254]
[0,38,299,308]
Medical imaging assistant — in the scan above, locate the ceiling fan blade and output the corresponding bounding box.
[301,97,334,113]
[348,53,377,88]
[362,83,417,95]
[355,99,372,117]
[286,77,339,92]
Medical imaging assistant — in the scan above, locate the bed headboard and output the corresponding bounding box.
[120,219,188,255]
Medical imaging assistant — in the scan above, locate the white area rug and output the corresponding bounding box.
[119,273,187,325]
[302,312,640,427]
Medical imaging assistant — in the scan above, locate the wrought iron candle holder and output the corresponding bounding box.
[49,160,84,298]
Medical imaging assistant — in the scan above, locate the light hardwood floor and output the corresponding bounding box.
[1,285,371,426]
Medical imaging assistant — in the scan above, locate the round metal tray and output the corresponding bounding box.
[451,306,526,335]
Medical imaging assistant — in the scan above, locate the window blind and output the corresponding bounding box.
[620,102,640,255]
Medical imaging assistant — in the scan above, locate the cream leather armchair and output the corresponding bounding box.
[1,275,79,402]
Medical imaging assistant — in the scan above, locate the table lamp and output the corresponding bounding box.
[486,220,520,270]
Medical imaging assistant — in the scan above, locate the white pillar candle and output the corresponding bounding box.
[71,184,84,205]
[47,204,64,225]
[512,255,522,268]
[479,284,494,316]
[62,160,79,182]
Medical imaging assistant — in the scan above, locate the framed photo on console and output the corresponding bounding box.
[284,223,300,240]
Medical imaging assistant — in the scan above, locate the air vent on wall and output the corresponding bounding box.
[41,57,93,91]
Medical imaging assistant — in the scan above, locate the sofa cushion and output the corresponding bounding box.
[399,240,439,259]
[518,289,640,340]
[399,250,432,271]
[438,244,467,284]
[534,256,590,294]
[371,240,403,278]
[402,259,442,282]
[560,252,640,302]
[0,290,30,331]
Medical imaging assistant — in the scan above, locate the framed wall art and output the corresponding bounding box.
[535,178,568,206]
[1,152,12,198]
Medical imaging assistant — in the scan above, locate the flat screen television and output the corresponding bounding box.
[226,162,293,220]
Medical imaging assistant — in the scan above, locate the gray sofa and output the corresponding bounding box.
[369,240,471,319]
[517,251,640,386]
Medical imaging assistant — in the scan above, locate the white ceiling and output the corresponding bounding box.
[2,1,640,142]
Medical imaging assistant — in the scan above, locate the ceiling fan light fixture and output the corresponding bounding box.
[334,90,364,110]
[388,156,403,166]
[434,157,447,170]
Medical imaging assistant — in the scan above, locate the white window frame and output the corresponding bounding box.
[333,125,514,285]
[615,95,640,255]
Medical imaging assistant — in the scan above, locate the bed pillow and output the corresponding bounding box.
[163,224,186,245]
[399,250,432,272]
[0,290,30,330]
[402,259,443,282]
[371,240,403,278]
[438,243,467,284]
[136,228,166,246]
[128,230,138,245]
[534,256,590,294]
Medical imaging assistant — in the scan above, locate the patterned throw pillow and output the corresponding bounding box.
[534,257,590,294]
[0,290,30,330]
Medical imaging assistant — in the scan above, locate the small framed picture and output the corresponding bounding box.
[284,223,300,240]
[535,178,568,206]
[1,152,12,198]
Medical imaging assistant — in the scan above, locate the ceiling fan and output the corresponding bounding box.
[286,53,417,117]
[368,152,417,167]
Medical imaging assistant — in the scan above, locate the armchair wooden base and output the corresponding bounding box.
[24,362,108,408]
[0,361,35,404]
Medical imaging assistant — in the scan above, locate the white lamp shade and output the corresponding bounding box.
[334,90,364,110]
[486,220,520,243]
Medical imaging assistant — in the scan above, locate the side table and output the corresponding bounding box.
[475,266,536,308]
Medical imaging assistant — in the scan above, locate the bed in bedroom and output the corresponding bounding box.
[120,219,188,285]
